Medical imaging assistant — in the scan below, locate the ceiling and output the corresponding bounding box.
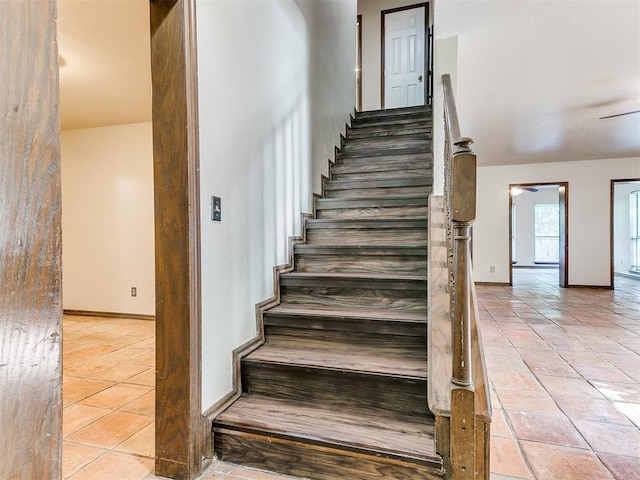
[57,0,151,130]
[58,0,639,167]
[437,0,640,166]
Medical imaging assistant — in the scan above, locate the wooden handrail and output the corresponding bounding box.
[438,73,491,479]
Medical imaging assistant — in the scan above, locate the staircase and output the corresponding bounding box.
[213,105,444,480]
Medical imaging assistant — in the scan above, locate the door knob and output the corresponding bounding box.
[418,75,423,82]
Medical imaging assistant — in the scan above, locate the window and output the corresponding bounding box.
[534,204,559,263]
[631,191,640,273]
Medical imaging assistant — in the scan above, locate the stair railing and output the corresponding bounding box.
[439,73,491,479]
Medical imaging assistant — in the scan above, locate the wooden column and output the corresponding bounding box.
[150,0,203,478]
[0,1,62,478]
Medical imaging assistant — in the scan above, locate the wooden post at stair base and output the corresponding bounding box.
[449,148,477,480]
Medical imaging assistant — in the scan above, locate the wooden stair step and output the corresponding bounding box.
[305,218,427,246]
[325,176,431,190]
[337,146,430,160]
[279,272,427,313]
[324,177,432,199]
[264,303,426,337]
[347,120,431,137]
[336,151,432,166]
[315,196,428,220]
[241,341,428,416]
[356,105,431,118]
[294,244,427,274]
[343,132,428,147]
[279,271,426,289]
[347,124,431,138]
[245,340,426,379]
[214,395,444,480]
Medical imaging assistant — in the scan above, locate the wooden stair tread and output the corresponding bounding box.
[294,244,426,255]
[315,196,428,207]
[280,271,425,282]
[324,177,431,189]
[267,303,427,323]
[246,341,426,378]
[215,394,439,464]
[306,217,427,228]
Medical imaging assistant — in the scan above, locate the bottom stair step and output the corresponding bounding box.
[213,395,444,480]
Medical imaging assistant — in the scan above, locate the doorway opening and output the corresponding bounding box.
[509,183,568,287]
[611,178,640,289]
[381,3,429,109]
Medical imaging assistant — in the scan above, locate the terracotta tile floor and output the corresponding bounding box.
[63,268,640,479]
[481,268,640,480]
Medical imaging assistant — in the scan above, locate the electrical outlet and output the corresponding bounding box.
[131,287,137,297]
[489,265,496,273]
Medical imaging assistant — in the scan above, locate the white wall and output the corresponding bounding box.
[614,182,640,274]
[358,0,433,112]
[61,122,155,315]
[196,0,356,410]
[474,157,640,286]
[512,187,559,267]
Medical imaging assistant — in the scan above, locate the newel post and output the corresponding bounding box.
[450,139,477,479]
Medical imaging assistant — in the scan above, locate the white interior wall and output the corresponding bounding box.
[512,188,559,267]
[614,182,640,274]
[196,0,356,410]
[61,122,155,315]
[357,0,432,112]
[474,157,640,286]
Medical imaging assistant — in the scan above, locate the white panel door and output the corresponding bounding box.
[384,6,425,109]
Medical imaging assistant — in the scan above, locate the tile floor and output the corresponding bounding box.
[62,268,640,479]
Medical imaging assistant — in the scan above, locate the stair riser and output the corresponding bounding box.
[342,140,430,154]
[242,362,428,417]
[332,168,430,181]
[325,186,429,199]
[214,432,444,480]
[337,152,431,165]
[263,314,427,338]
[264,326,425,353]
[306,228,427,246]
[347,123,431,137]
[316,205,428,220]
[339,146,430,159]
[281,286,426,313]
[347,128,432,140]
[295,254,427,275]
[352,114,430,127]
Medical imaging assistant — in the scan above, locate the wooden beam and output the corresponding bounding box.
[0,0,62,477]
[150,0,203,478]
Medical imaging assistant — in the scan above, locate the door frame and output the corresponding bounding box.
[356,14,362,112]
[610,178,640,289]
[380,2,429,109]
[149,0,203,478]
[508,182,569,287]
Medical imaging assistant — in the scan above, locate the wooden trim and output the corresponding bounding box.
[474,282,510,287]
[356,14,362,112]
[509,182,569,288]
[63,309,155,321]
[0,1,62,476]
[610,178,640,290]
[150,0,202,478]
[380,3,430,109]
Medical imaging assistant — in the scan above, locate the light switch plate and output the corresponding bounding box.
[211,196,221,221]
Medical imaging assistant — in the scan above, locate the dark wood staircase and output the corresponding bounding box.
[213,105,444,479]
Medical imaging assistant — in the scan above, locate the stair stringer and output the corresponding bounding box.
[204,121,351,451]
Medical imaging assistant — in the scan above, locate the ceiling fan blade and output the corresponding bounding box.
[599,110,640,120]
